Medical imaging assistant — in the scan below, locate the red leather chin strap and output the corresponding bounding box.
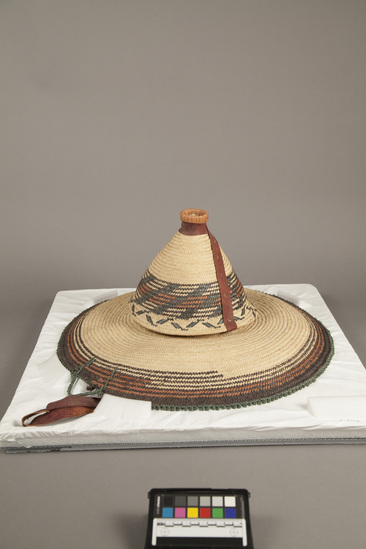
[179,220,237,333]
[22,395,100,426]
[207,230,237,332]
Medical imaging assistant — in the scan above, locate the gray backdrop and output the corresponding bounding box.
[1,2,365,549]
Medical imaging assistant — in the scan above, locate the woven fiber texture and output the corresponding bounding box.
[130,231,256,335]
[56,209,334,411]
[57,289,334,410]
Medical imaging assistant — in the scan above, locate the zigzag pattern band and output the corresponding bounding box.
[130,269,253,330]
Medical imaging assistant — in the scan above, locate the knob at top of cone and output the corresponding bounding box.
[180,208,209,224]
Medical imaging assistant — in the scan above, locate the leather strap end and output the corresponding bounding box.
[22,395,101,427]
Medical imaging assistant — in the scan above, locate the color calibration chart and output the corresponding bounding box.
[145,488,254,548]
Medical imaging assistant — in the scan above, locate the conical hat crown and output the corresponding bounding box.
[129,209,256,335]
[57,207,334,410]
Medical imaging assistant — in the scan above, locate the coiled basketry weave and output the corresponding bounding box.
[57,209,333,410]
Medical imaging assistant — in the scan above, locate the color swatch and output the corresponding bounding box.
[145,488,253,548]
[160,493,240,520]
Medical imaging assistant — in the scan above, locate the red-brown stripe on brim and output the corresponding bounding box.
[57,290,334,410]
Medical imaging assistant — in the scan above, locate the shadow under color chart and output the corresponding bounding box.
[145,488,254,548]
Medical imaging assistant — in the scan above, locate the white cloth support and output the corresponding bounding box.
[1,285,365,451]
[308,396,366,421]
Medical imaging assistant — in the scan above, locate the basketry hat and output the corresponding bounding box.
[57,209,334,411]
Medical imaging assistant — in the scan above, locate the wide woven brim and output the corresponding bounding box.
[57,289,334,410]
